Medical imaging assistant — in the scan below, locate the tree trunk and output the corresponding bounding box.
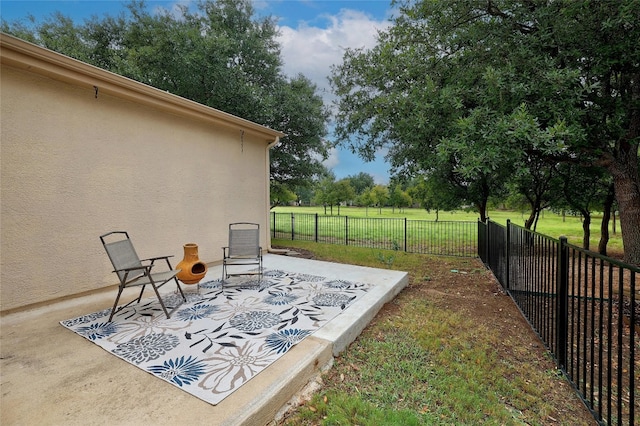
[598,184,615,256]
[612,166,640,265]
[613,209,616,234]
[533,211,541,232]
[524,199,541,230]
[524,209,536,230]
[608,114,640,265]
[476,202,487,222]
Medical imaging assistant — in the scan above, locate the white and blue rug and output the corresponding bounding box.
[60,269,370,405]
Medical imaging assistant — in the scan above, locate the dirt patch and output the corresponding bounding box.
[369,258,595,424]
[273,246,597,425]
[271,245,316,259]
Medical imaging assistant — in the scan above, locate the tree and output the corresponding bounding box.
[270,182,297,208]
[356,188,376,216]
[408,175,463,221]
[346,172,375,196]
[2,0,330,198]
[599,184,617,256]
[388,185,412,213]
[506,154,562,232]
[554,164,613,251]
[330,0,640,264]
[269,75,330,189]
[330,4,538,223]
[557,1,640,265]
[333,179,356,215]
[293,184,314,206]
[313,173,336,215]
[371,185,389,214]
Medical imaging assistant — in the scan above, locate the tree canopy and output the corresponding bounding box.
[2,0,330,192]
[330,0,640,264]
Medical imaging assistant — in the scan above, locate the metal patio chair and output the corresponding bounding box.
[222,222,263,281]
[100,231,186,321]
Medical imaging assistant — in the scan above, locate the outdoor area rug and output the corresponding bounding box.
[60,269,371,405]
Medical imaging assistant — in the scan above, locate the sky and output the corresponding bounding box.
[0,0,395,184]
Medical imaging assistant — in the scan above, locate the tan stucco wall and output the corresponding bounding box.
[0,35,282,312]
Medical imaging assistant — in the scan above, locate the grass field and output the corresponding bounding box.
[272,206,625,256]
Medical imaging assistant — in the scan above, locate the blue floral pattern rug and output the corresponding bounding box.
[60,269,370,405]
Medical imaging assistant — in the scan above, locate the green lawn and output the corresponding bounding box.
[272,206,625,256]
[275,240,596,425]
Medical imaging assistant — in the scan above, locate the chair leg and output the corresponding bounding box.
[173,277,187,301]
[150,283,171,319]
[108,286,126,322]
[136,285,146,303]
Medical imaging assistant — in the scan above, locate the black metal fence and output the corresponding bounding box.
[271,212,477,257]
[272,212,637,424]
[479,219,638,426]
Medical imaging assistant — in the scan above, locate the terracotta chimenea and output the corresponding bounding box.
[176,243,208,284]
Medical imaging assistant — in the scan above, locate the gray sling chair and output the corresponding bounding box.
[100,231,186,321]
[222,222,263,281]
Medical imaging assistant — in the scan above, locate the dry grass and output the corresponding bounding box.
[273,240,596,425]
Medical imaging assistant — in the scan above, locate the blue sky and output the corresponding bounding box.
[1,0,394,184]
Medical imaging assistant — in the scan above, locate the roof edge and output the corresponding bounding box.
[0,33,285,140]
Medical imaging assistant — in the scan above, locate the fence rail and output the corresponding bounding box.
[271,212,637,424]
[480,219,638,426]
[271,212,477,257]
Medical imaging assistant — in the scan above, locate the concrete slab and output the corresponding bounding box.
[1,255,408,426]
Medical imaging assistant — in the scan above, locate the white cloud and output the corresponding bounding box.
[323,147,340,169]
[275,6,393,183]
[154,0,194,20]
[276,9,391,101]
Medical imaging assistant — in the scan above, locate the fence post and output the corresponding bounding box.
[557,236,569,370]
[315,213,318,243]
[506,219,511,290]
[477,219,483,262]
[345,215,349,245]
[271,211,275,238]
[291,213,295,241]
[404,218,408,252]
[485,219,491,267]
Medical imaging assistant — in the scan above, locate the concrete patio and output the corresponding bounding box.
[1,254,408,425]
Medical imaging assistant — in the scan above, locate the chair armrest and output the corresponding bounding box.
[141,255,176,270]
[114,264,153,283]
[113,265,148,274]
[141,255,174,262]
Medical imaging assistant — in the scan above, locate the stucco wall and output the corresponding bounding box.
[0,36,281,312]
